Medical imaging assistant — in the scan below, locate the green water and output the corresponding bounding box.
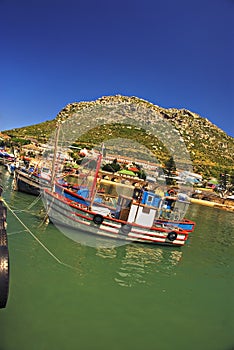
[0,171,234,350]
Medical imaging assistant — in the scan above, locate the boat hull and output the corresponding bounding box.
[43,189,189,247]
[54,183,196,232]
[155,219,195,232]
[14,170,50,196]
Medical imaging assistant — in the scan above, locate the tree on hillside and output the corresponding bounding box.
[164,156,176,185]
[102,159,121,173]
[215,170,234,197]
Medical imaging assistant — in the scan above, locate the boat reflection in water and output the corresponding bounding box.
[96,244,183,287]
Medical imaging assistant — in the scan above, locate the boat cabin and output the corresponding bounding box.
[160,195,190,221]
[114,190,162,227]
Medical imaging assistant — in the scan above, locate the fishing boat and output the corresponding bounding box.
[13,166,51,196]
[5,162,17,175]
[0,150,14,162]
[54,178,195,232]
[42,152,192,247]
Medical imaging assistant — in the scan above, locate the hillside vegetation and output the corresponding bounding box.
[2,95,234,178]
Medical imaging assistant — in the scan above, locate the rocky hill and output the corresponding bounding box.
[2,95,234,178]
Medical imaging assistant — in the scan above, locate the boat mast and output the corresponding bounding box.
[89,153,102,208]
[51,120,61,191]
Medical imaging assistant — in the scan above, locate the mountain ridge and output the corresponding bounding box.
[2,95,234,178]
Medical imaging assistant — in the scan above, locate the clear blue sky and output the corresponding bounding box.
[1,0,233,136]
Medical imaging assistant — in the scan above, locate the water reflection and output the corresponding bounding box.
[96,244,183,287]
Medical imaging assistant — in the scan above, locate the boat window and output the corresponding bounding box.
[147,195,153,203]
[142,206,150,214]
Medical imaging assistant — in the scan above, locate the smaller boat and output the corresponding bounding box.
[0,150,15,168]
[3,158,24,176]
[13,167,51,196]
[5,162,16,175]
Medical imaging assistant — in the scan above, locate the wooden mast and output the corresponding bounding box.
[89,153,102,209]
[51,120,61,191]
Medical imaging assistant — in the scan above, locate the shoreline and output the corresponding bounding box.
[190,197,234,213]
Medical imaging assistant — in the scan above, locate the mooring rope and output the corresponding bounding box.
[1,192,41,214]
[2,198,79,272]
[27,193,42,210]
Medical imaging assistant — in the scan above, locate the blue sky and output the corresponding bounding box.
[1,0,233,136]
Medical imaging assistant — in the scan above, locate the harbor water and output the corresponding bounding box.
[0,170,234,350]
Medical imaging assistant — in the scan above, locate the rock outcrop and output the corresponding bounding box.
[3,95,234,178]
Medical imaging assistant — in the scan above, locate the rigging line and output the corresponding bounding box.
[8,206,41,215]
[2,198,79,272]
[4,195,41,214]
[27,193,42,210]
[37,191,55,228]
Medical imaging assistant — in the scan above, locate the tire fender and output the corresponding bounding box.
[0,245,10,309]
[0,228,8,246]
[121,224,132,234]
[93,214,104,225]
[167,231,177,241]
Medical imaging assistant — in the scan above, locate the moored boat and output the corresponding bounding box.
[13,167,51,196]
[42,152,194,247]
[5,162,16,175]
[43,187,189,247]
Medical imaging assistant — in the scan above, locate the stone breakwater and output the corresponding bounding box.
[190,191,234,212]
